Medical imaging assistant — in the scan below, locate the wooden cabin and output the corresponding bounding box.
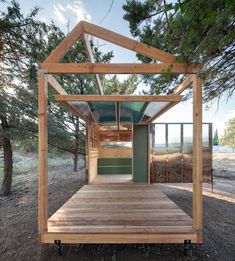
[37,21,204,252]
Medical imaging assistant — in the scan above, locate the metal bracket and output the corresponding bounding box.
[184,240,191,257]
[54,240,62,256]
[195,228,203,233]
[38,68,48,76]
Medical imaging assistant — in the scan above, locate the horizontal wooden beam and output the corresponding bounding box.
[82,21,176,64]
[174,75,193,95]
[55,95,182,102]
[39,63,203,75]
[42,232,199,244]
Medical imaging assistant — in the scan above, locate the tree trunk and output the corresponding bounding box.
[0,115,13,196]
[73,117,80,172]
[73,153,79,172]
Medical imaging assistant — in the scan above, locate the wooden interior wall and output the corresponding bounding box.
[87,125,99,183]
[99,148,132,158]
[88,148,99,182]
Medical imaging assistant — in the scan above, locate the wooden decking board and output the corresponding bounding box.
[47,184,194,238]
[47,225,193,233]
[56,209,186,213]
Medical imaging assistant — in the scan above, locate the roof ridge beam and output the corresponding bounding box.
[82,21,176,63]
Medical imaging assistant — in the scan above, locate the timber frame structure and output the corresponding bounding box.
[38,21,203,245]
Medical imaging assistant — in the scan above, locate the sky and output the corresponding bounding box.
[1,0,235,136]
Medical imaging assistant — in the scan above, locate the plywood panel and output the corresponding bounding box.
[88,148,99,182]
[99,148,132,158]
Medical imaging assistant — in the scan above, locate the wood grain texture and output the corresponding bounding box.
[38,74,48,232]
[44,23,83,63]
[46,184,197,243]
[99,148,132,158]
[55,94,182,102]
[39,63,203,74]
[82,21,177,63]
[88,146,99,183]
[192,75,203,232]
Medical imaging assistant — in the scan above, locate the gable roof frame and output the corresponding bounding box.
[41,21,203,73]
[39,21,203,126]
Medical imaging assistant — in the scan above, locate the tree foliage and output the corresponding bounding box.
[220,118,235,147]
[213,129,219,146]
[0,1,139,194]
[123,0,235,100]
[103,75,139,95]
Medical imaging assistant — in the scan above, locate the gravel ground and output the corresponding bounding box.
[0,152,235,261]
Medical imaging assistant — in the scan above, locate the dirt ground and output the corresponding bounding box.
[0,152,235,261]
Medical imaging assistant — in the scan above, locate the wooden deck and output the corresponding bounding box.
[44,184,199,243]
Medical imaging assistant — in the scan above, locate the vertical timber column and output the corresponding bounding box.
[38,73,48,239]
[87,124,91,182]
[85,124,89,184]
[192,74,203,238]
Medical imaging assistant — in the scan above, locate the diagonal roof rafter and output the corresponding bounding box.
[40,21,203,126]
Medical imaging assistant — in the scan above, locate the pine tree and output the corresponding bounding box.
[122,0,235,101]
[213,129,219,146]
[220,118,235,148]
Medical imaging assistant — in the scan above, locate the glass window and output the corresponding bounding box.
[203,124,209,147]
[101,141,132,148]
[155,124,166,147]
[183,124,193,147]
[168,124,181,147]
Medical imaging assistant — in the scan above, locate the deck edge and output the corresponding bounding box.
[41,231,200,244]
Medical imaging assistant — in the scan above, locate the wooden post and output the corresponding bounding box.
[85,125,89,184]
[148,124,150,184]
[86,124,91,182]
[38,73,48,240]
[192,74,203,236]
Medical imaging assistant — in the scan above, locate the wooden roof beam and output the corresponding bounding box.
[145,101,180,124]
[174,75,193,95]
[39,63,203,75]
[43,23,83,63]
[143,75,194,124]
[82,21,176,63]
[55,94,182,102]
[47,75,90,123]
[82,34,104,95]
[47,75,67,95]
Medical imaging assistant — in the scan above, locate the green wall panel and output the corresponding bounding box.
[98,166,132,175]
[98,158,132,166]
[97,158,132,175]
[133,125,148,182]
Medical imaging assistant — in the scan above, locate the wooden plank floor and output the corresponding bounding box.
[48,184,194,236]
